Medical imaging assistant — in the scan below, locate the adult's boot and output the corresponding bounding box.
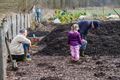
[80,49,85,57]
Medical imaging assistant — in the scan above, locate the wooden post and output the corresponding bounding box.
[27,14,28,28]
[17,14,20,33]
[16,15,18,34]
[10,16,13,39]
[7,17,11,40]
[20,13,22,29]
[12,15,17,37]
[0,23,6,80]
[27,14,31,28]
[21,14,24,29]
[24,14,25,28]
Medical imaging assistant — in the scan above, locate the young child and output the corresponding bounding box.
[68,24,82,61]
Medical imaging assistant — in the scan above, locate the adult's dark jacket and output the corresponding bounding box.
[77,20,100,39]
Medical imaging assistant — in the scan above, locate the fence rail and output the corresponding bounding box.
[0,13,31,80]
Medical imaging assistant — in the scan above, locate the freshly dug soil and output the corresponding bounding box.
[38,20,120,56]
[7,55,120,80]
[86,21,120,56]
[38,23,72,56]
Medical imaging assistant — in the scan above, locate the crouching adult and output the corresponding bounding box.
[10,29,31,61]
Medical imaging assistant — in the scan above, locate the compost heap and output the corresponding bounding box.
[38,21,120,56]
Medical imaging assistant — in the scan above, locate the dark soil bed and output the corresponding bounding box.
[7,21,120,80]
[38,20,120,56]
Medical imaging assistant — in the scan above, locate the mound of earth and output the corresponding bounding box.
[38,23,72,56]
[86,21,120,56]
[38,20,120,56]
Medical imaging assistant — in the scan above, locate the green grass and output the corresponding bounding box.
[79,7,120,16]
[67,7,120,20]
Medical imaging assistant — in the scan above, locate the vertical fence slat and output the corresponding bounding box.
[20,13,22,29]
[17,14,20,33]
[16,15,18,35]
[21,14,24,29]
[27,14,31,28]
[0,24,6,80]
[25,14,27,29]
[27,14,28,28]
[10,16,14,39]
[24,14,25,28]
[12,14,16,37]
[13,14,17,36]
[8,16,12,40]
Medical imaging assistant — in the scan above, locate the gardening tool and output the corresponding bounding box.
[113,9,120,18]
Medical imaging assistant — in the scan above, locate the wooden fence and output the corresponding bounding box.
[0,13,31,80]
